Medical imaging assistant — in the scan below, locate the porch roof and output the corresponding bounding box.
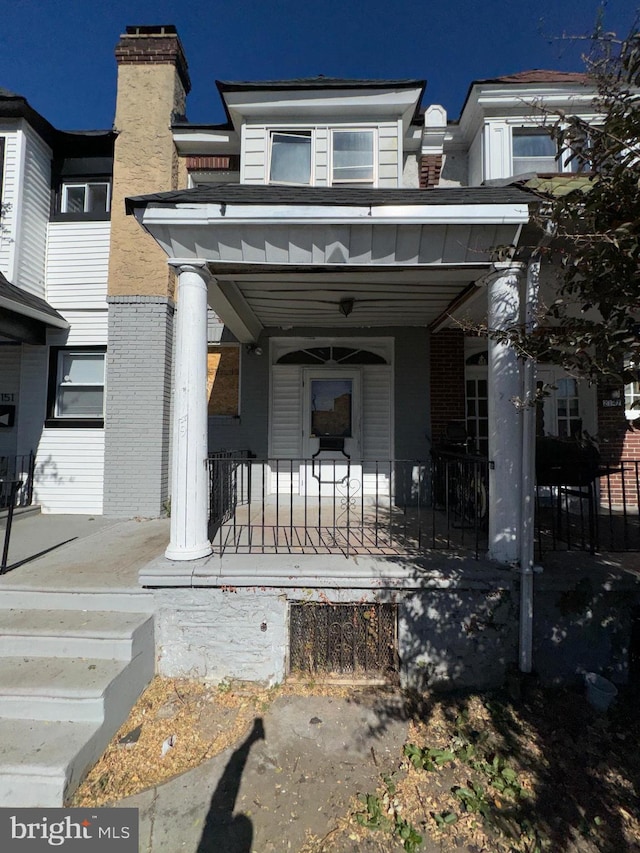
[126,183,534,212]
[0,272,69,344]
[127,184,533,341]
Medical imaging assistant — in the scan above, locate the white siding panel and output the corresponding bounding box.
[34,429,104,514]
[15,125,51,297]
[46,221,110,308]
[362,366,392,461]
[0,129,19,279]
[270,365,302,458]
[17,344,48,458]
[0,346,21,456]
[243,127,267,184]
[47,311,108,346]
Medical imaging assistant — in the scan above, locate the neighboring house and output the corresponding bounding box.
[0,88,114,512]
[2,26,638,688]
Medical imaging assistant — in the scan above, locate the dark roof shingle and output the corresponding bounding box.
[126,183,535,214]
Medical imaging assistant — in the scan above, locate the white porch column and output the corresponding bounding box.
[486,261,525,564]
[165,261,212,561]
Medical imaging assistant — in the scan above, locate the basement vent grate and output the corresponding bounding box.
[289,603,398,678]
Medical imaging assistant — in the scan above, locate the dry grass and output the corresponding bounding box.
[69,676,353,807]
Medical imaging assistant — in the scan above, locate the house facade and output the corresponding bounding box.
[2,26,638,688]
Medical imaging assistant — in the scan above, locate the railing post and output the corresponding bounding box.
[1,481,21,574]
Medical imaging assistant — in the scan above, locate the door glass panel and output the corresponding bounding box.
[310,379,352,437]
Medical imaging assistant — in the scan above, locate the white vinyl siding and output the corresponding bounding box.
[468,129,483,187]
[17,345,48,460]
[242,126,267,183]
[33,429,105,514]
[269,365,302,458]
[362,367,392,460]
[0,346,21,456]
[45,221,110,309]
[0,128,19,280]
[14,124,51,297]
[377,124,400,187]
[47,311,108,346]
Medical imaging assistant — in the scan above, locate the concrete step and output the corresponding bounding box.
[0,652,154,722]
[0,609,153,659]
[0,588,154,613]
[0,718,107,807]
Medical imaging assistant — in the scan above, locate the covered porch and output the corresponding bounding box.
[126,184,533,566]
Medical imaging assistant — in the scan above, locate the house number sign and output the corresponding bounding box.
[0,393,16,427]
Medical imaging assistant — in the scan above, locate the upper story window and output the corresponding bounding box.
[269,131,312,185]
[512,128,559,174]
[61,181,111,215]
[331,130,375,185]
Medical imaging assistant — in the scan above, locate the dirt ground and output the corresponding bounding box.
[70,676,640,852]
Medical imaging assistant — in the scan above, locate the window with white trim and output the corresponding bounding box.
[61,181,110,214]
[269,131,312,185]
[331,129,375,185]
[47,347,106,426]
[512,128,559,174]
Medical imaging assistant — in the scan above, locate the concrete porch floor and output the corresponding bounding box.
[211,496,486,557]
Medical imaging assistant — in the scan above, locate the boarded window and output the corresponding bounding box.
[207,346,239,416]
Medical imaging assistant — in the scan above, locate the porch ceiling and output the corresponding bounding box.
[207,265,488,337]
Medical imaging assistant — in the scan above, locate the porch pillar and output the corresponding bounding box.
[165,261,212,561]
[486,261,525,564]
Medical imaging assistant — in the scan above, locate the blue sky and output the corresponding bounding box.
[2,0,637,130]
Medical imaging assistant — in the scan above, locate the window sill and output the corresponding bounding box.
[50,212,111,223]
[44,418,104,429]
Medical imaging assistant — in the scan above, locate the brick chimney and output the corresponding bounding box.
[104,25,191,518]
[108,25,190,299]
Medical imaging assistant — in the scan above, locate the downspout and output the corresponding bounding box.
[519,257,540,673]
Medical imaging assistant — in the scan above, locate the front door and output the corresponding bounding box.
[300,369,362,497]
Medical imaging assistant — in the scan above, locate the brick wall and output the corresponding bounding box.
[103,296,174,516]
[419,154,444,188]
[429,329,466,445]
[597,383,640,509]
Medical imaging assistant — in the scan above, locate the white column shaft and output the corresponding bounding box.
[165,264,212,561]
[487,262,524,564]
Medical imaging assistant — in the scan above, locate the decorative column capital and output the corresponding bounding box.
[482,260,526,286]
[167,258,210,277]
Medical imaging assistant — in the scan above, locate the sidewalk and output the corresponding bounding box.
[0,511,169,589]
[117,692,413,853]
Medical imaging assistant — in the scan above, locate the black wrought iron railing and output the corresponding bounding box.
[206,452,488,558]
[0,453,34,509]
[430,449,490,558]
[535,460,640,555]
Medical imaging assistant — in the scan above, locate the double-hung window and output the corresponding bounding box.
[512,128,559,174]
[47,347,106,426]
[269,131,312,185]
[61,181,111,215]
[331,129,375,185]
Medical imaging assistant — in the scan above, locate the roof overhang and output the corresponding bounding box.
[0,275,69,344]
[128,186,531,342]
[219,84,425,136]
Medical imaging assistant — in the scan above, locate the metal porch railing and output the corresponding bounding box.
[0,453,34,509]
[535,460,640,555]
[207,452,489,559]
